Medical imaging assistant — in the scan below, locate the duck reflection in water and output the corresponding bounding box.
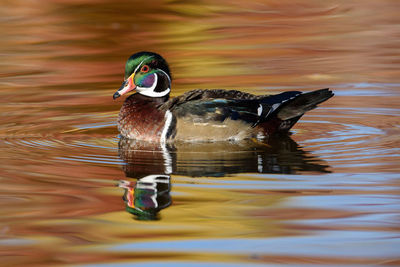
[118,175,171,221]
[117,135,330,220]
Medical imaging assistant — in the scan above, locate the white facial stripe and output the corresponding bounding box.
[136,73,157,93]
[144,87,170,97]
[133,59,144,75]
[133,56,155,76]
[130,57,171,98]
[138,87,171,97]
[136,73,171,97]
[157,68,171,85]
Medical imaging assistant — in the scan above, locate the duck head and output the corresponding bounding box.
[113,51,172,99]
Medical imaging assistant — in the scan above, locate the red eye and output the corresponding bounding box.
[141,65,149,73]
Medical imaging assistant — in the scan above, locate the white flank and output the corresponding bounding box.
[160,110,173,144]
[160,111,174,174]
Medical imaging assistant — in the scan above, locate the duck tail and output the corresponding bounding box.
[277,88,334,120]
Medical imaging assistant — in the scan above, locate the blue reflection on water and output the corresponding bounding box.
[108,231,400,257]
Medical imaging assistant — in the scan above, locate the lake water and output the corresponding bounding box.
[1,1,399,266]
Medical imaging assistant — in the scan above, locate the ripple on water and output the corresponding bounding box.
[296,105,400,173]
[1,0,400,265]
[0,88,399,267]
[2,102,399,174]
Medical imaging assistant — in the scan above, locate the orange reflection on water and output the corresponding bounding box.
[0,0,399,266]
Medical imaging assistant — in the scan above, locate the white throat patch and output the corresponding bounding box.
[136,73,171,97]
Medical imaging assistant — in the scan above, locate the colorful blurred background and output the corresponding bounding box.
[0,0,399,266]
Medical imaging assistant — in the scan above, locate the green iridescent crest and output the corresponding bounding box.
[124,53,155,79]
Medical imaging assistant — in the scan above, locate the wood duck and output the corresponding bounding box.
[113,51,333,143]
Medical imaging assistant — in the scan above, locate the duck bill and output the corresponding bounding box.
[113,73,136,100]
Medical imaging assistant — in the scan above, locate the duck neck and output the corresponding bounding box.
[133,93,170,105]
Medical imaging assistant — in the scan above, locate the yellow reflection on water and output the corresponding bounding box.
[0,0,399,266]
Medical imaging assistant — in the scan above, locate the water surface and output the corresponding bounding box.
[1,1,399,266]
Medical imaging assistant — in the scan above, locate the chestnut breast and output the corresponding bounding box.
[118,94,170,142]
